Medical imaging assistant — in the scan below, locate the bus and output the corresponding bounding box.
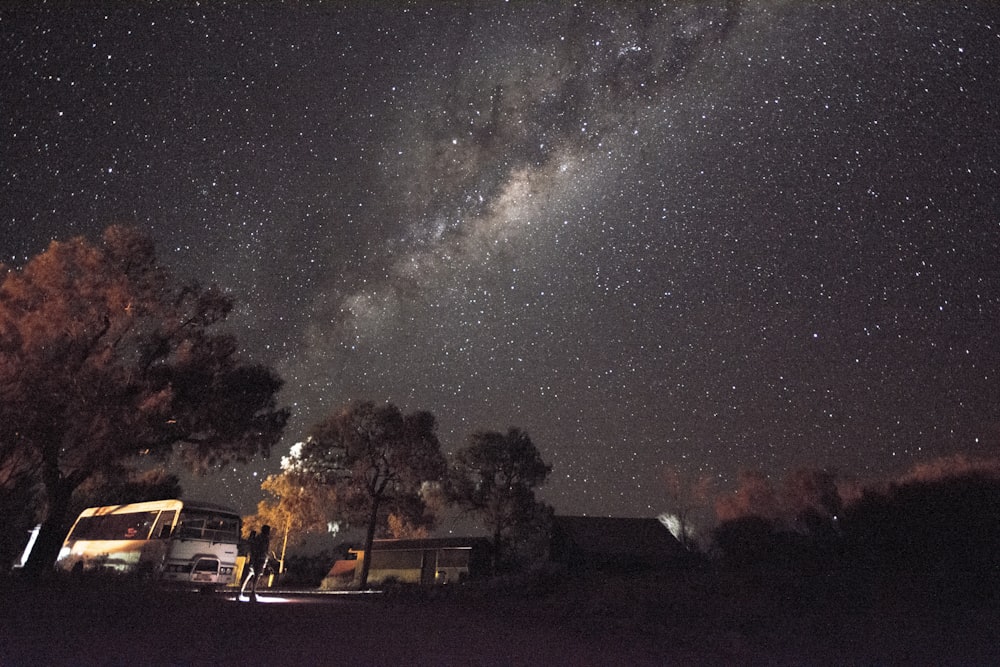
[55,499,242,587]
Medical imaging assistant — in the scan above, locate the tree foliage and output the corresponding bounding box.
[714,467,853,531]
[840,471,1000,581]
[244,471,333,541]
[0,226,289,572]
[286,401,447,588]
[709,461,1000,594]
[73,468,183,511]
[448,428,552,572]
[243,469,337,574]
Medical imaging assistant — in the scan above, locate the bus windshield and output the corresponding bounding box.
[69,510,161,541]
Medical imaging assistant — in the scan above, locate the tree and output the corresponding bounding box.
[714,469,782,523]
[243,467,337,576]
[841,471,1000,582]
[0,226,289,573]
[714,467,852,539]
[711,514,784,567]
[448,428,552,573]
[285,401,447,589]
[659,466,714,550]
[780,467,844,537]
[73,467,184,510]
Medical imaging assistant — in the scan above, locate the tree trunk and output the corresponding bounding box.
[278,513,291,574]
[357,498,381,590]
[492,525,503,575]
[22,475,76,579]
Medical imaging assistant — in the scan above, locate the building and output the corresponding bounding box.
[320,537,491,589]
[548,516,688,572]
[320,516,686,589]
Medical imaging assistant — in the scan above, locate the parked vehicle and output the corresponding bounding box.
[55,499,241,587]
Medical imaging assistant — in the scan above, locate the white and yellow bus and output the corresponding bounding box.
[55,499,241,587]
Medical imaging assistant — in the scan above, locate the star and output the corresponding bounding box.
[3,2,1000,519]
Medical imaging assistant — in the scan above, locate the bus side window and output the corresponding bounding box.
[178,520,204,540]
[151,510,177,539]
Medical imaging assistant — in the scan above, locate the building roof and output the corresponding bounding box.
[351,536,491,553]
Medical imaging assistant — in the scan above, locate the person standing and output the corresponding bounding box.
[240,525,271,602]
[239,530,256,591]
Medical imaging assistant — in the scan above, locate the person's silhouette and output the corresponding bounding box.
[240,525,271,601]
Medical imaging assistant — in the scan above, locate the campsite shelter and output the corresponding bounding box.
[321,537,491,589]
[319,516,686,588]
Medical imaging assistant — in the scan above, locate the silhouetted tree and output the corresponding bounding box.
[711,468,854,573]
[74,468,183,509]
[0,227,289,573]
[448,428,552,573]
[840,472,1000,590]
[711,514,782,567]
[715,467,852,539]
[781,468,845,539]
[286,401,447,589]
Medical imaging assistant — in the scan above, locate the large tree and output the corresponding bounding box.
[0,226,288,573]
[449,428,552,573]
[286,401,446,588]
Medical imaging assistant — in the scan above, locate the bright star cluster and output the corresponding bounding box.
[3,3,1000,517]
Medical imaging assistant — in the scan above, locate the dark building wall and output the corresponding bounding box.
[549,516,686,572]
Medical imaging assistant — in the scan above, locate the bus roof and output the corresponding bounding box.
[77,499,239,517]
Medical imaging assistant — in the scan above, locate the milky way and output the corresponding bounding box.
[3,2,1000,517]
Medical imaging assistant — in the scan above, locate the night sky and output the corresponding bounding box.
[3,2,1000,519]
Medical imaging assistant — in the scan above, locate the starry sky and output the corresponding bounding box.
[3,2,1000,519]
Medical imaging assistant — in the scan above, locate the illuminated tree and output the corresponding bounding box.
[448,428,552,572]
[386,511,431,540]
[0,226,289,573]
[714,469,782,523]
[286,401,447,589]
[243,467,337,575]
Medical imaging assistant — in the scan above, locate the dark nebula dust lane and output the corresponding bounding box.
[3,2,1000,516]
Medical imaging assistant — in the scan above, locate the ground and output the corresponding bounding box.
[2,568,999,666]
[0,586,679,666]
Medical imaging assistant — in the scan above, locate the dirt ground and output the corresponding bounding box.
[0,587,690,666]
[2,573,1000,666]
